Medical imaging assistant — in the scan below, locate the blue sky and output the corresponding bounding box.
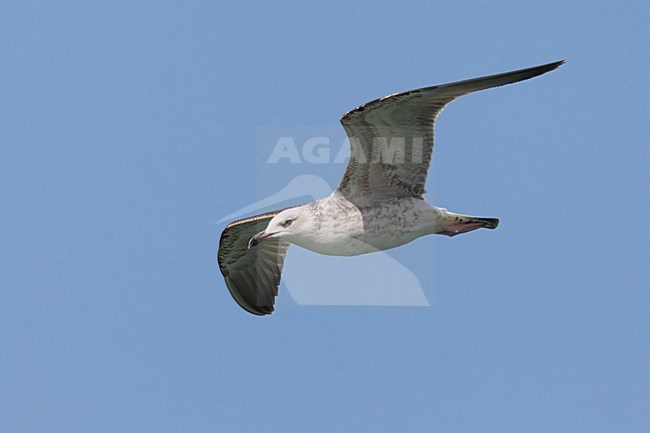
[1,1,649,432]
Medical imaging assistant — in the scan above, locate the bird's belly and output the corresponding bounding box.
[360,229,424,251]
[292,230,379,256]
[296,228,426,256]
[294,220,431,257]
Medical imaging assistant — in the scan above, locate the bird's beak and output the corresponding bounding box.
[248,230,276,249]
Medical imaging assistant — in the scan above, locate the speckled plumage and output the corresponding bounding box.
[285,193,442,256]
[218,61,564,315]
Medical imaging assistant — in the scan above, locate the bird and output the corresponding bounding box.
[218,60,564,315]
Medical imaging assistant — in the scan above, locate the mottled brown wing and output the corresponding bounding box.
[337,61,564,201]
[218,209,291,316]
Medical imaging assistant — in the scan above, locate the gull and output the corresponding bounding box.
[218,60,564,315]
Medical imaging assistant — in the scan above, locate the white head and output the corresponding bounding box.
[248,205,314,248]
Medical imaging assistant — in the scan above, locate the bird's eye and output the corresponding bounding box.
[281,219,293,227]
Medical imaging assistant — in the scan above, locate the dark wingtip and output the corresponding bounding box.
[545,59,566,71]
[521,60,565,80]
[250,302,274,315]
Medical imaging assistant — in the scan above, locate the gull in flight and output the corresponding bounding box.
[218,60,564,315]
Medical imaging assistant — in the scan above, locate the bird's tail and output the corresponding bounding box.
[475,217,500,230]
[437,212,499,237]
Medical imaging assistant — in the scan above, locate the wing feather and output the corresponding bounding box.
[218,208,293,315]
[337,60,564,201]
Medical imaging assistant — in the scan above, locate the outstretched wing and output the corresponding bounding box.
[337,60,564,201]
[218,209,292,315]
